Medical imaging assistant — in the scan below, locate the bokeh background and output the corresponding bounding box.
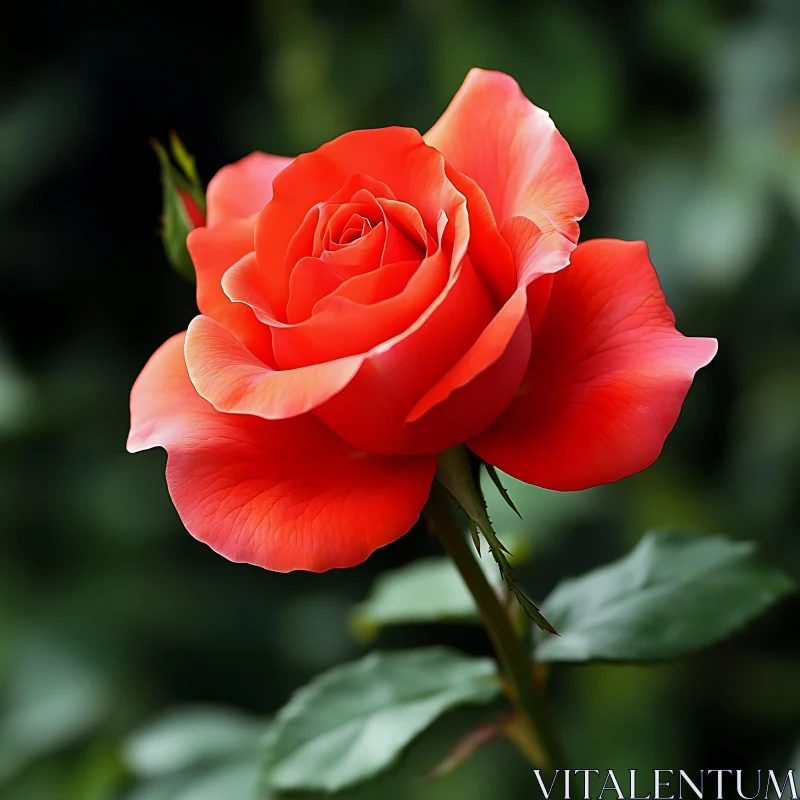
[2,0,799,797]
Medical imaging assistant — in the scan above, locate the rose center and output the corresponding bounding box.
[335,214,373,246]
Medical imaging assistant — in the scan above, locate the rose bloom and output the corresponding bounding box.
[128,69,716,572]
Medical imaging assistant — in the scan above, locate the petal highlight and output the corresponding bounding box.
[425,68,588,283]
[186,218,274,364]
[184,315,362,419]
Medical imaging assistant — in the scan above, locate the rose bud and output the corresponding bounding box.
[177,188,206,230]
[152,133,206,281]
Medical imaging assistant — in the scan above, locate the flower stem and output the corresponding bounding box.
[423,482,567,771]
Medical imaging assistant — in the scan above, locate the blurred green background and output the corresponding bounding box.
[1,0,799,797]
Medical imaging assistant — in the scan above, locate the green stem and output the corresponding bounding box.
[423,483,567,771]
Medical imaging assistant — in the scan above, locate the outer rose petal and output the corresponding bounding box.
[469,239,718,490]
[425,68,588,282]
[127,332,437,572]
[184,315,362,419]
[206,151,292,226]
[190,152,290,365]
[187,218,274,364]
[442,165,517,304]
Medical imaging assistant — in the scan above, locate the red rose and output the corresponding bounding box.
[128,69,716,572]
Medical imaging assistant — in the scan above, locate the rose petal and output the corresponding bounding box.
[127,332,211,454]
[221,252,282,325]
[186,218,274,364]
[395,288,532,452]
[502,214,577,286]
[284,196,425,323]
[313,250,496,454]
[206,152,292,226]
[406,286,529,422]
[184,315,362,419]
[376,198,429,250]
[273,243,451,369]
[285,256,345,323]
[469,239,718,490]
[525,272,555,335]
[425,68,588,283]
[443,166,517,304]
[320,195,382,253]
[287,222,386,322]
[313,258,420,312]
[227,206,469,373]
[254,127,463,319]
[377,199,429,264]
[311,175,395,255]
[128,332,436,572]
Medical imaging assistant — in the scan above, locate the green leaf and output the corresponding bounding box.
[351,540,531,638]
[0,641,110,784]
[351,557,498,637]
[536,530,795,663]
[123,705,269,778]
[152,134,205,282]
[262,647,501,793]
[125,760,264,800]
[171,760,263,800]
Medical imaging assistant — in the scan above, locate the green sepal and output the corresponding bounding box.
[483,462,522,519]
[468,517,481,556]
[152,133,206,283]
[436,447,557,635]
